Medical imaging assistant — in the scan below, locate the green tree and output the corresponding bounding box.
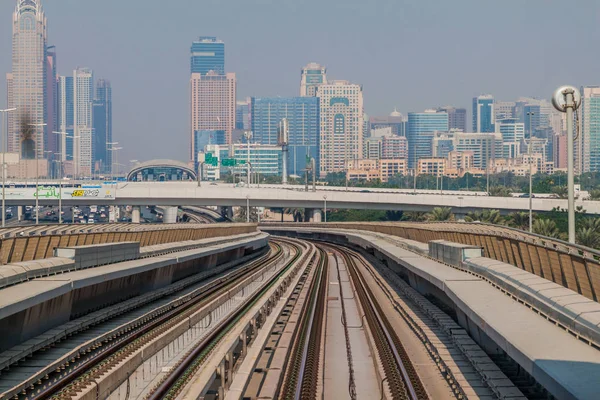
[551,185,568,199]
[507,212,531,231]
[404,211,428,222]
[576,227,600,249]
[465,209,504,225]
[427,207,454,222]
[588,189,600,201]
[488,186,513,197]
[532,219,561,239]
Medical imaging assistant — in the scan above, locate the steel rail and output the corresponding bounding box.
[29,244,284,400]
[146,238,306,400]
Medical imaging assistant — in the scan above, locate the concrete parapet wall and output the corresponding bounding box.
[0,223,257,264]
[265,227,600,400]
[55,242,140,269]
[0,233,268,352]
[265,222,600,303]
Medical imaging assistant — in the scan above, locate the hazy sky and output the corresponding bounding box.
[1,0,598,164]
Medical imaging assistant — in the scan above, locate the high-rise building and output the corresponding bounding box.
[437,106,466,132]
[190,71,236,158]
[251,97,320,176]
[57,76,74,162]
[316,80,364,177]
[46,45,58,157]
[7,0,48,159]
[73,67,94,177]
[497,118,525,159]
[494,101,516,122]
[472,95,495,133]
[523,104,541,138]
[453,132,501,169]
[236,99,251,130]
[92,79,112,173]
[370,110,405,136]
[190,36,225,75]
[300,63,327,97]
[580,86,600,173]
[407,110,449,169]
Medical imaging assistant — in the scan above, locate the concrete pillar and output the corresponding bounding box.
[162,206,178,224]
[132,207,141,224]
[218,206,233,219]
[313,209,322,222]
[17,206,23,222]
[304,208,313,222]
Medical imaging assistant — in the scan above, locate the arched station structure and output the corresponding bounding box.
[127,159,197,182]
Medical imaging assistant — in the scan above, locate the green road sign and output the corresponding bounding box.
[222,158,235,167]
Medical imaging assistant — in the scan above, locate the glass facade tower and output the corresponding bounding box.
[407,110,449,169]
[251,97,320,176]
[191,36,225,75]
[473,95,495,133]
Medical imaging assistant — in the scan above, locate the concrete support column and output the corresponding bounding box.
[162,206,178,224]
[304,208,313,222]
[218,206,233,219]
[132,207,141,224]
[312,208,322,223]
[17,206,23,222]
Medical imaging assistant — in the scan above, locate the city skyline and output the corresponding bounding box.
[1,0,599,163]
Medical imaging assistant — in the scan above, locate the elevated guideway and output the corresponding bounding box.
[2,181,600,215]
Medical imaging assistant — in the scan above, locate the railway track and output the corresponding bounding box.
[144,237,310,400]
[1,240,297,400]
[276,242,428,400]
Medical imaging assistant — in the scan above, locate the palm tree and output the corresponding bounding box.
[404,211,428,222]
[488,186,513,197]
[551,185,568,199]
[465,209,504,225]
[532,219,561,239]
[507,212,531,231]
[589,189,600,201]
[427,207,454,222]
[576,227,600,249]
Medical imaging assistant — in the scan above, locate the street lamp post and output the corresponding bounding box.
[323,195,327,223]
[0,107,17,228]
[29,123,47,225]
[246,195,250,223]
[243,131,252,188]
[527,111,535,233]
[552,86,582,244]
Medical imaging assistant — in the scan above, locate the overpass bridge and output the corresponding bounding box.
[3,182,599,217]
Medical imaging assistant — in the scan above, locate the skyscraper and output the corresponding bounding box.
[73,67,94,177]
[497,118,525,159]
[407,110,449,168]
[7,0,48,159]
[236,100,251,130]
[472,95,495,133]
[251,97,320,175]
[190,37,225,75]
[57,76,74,162]
[300,63,327,97]
[46,45,58,157]
[190,36,236,162]
[316,80,363,177]
[580,86,600,173]
[190,71,236,158]
[437,106,467,132]
[93,79,112,173]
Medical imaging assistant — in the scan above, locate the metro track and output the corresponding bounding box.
[0,240,296,400]
[4,237,475,400]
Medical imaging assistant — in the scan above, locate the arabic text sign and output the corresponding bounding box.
[4,185,115,201]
